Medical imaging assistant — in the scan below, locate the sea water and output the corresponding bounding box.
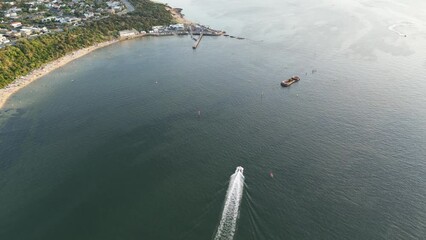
[1,0,426,239]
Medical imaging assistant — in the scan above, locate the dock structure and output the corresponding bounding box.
[192,33,204,49]
[146,23,224,49]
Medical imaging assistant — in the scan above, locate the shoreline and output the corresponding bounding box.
[166,6,193,25]
[0,6,195,110]
[0,39,119,109]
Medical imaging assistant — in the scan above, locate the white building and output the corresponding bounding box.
[56,17,81,24]
[151,26,165,33]
[5,12,18,18]
[0,34,11,44]
[84,12,94,18]
[9,30,21,38]
[21,26,44,35]
[119,29,138,38]
[20,28,33,36]
[7,7,22,13]
[10,22,22,28]
[113,6,122,11]
[169,24,185,31]
[106,1,121,8]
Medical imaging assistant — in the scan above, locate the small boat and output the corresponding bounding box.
[281,76,300,87]
[224,34,229,37]
[236,166,244,174]
[236,37,245,40]
[230,36,236,38]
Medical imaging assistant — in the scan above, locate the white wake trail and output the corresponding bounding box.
[388,22,412,37]
[213,166,245,240]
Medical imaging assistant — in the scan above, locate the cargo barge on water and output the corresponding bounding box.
[281,76,300,87]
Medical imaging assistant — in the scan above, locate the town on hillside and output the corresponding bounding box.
[0,0,129,48]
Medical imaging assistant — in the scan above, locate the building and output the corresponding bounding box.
[20,28,33,37]
[10,22,22,28]
[106,1,121,8]
[119,29,138,38]
[7,6,22,13]
[5,12,18,18]
[169,24,185,31]
[9,30,21,38]
[84,12,94,18]
[0,34,11,44]
[151,25,166,33]
[56,17,81,24]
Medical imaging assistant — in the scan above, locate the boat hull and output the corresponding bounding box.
[281,76,300,87]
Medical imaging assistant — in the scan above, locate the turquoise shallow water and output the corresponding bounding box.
[1,0,426,239]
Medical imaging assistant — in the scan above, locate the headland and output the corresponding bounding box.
[0,3,222,109]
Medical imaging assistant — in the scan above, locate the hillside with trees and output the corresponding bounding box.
[0,0,173,88]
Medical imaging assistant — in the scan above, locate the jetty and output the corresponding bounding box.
[146,23,224,49]
[192,33,204,49]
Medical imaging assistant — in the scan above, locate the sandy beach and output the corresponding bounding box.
[0,39,120,109]
[0,6,194,110]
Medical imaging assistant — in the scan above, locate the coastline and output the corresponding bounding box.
[0,39,119,109]
[0,6,194,110]
[166,6,193,25]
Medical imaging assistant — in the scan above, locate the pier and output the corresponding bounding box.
[192,33,204,49]
[146,23,224,49]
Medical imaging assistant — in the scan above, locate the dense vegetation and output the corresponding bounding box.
[0,0,173,88]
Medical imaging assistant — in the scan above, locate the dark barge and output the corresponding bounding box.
[281,76,300,87]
